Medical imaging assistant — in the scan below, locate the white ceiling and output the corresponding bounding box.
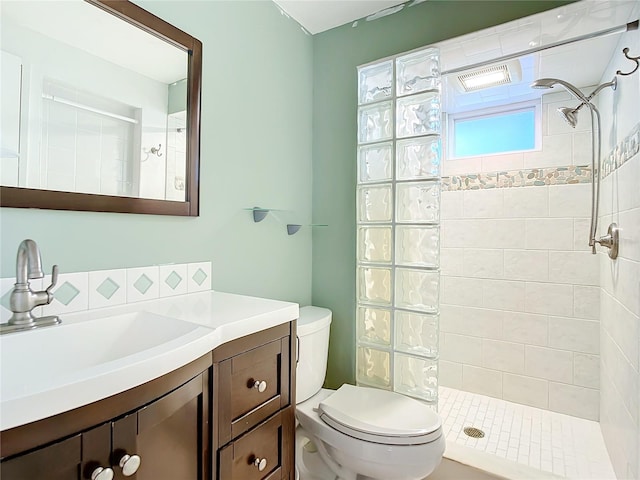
[273,0,406,34]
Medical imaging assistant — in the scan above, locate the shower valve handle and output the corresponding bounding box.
[596,223,619,259]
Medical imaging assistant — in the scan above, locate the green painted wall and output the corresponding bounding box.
[0,1,313,306]
[311,0,573,388]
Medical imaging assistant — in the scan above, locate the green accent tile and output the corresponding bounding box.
[96,277,120,300]
[54,281,80,306]
[192,268,207,286]
[133,274,153,295]
[1,289,13,310]
[165,271,182,290]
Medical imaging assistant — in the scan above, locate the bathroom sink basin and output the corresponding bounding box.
[0,311,206,400]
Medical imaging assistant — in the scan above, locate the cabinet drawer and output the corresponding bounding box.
[218,413,282,480]
[230,340,280,419]
[216,336,291,443]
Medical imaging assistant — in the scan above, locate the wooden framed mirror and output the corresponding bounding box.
[0,0,202,216]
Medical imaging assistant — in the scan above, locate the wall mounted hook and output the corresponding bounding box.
[616,47,639,76]
[142,144,163,162]
[150,144,163,157]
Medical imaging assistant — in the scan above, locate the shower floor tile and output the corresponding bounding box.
[438,386,616,479]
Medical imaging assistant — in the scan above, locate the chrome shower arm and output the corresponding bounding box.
[570,78,618,114]
[586,78,617,101]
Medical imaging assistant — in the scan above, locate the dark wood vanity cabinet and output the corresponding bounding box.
[213,322,296,480]
[0,321,296,480]
[1,355,211,480]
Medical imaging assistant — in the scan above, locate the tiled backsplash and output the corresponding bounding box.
[0,262,212,322]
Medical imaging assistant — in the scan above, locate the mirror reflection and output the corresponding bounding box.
[1,0,189,201]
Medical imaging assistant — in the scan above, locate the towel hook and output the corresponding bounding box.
[616,47,639,76]
[150,144,163,157]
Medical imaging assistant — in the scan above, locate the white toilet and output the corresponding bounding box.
[295,306,445,480]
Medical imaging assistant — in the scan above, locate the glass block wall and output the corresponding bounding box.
[356,47,441,405]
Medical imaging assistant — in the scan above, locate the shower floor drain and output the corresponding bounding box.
[463,426,485,438]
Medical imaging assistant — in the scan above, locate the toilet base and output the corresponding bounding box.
[296,424,443,480]
[296,426,337,480]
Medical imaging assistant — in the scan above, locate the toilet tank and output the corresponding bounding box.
[296,306,332,404]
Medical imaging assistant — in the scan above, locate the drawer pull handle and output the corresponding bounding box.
[251,380,267,393]
[253,457,268,471]
[118,454,141,476]
[90,467,114,480]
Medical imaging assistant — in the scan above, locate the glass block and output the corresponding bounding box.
[357,347,390,388]
[395,310,439,358]
[396,92,440,138]
[396,48,440,96]
[358,142,392,184]
[396,181,440,224]
[394,353,438,403]
[357,306,391,346]
[357,266,392,305]
[395,225,439,268]
[396,136,441,180]
[358,61,393,104]
[358,101,392,144]
[357,185,392,223]
[358,226,392,264]
[395,268,439,313]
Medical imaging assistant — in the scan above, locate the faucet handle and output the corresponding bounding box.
[45,265,59,302]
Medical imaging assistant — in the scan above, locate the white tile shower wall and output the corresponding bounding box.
[597,17,640,480]
[440,183,601,420]
[1,262,212,319]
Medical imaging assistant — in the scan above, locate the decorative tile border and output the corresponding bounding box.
[1,261,212,319]
[602,122,640,179]
[443,165,592,191]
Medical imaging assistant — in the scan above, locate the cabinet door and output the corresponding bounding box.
[112,373,208,480]
[0,434,82,480]
[1,422,113,480]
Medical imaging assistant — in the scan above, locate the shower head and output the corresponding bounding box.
[557,107,579,128]
[530,78,558,89]
[530,78,590,103]
[536,77,618,129]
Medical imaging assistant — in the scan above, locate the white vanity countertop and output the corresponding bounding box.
[0,290,298,431]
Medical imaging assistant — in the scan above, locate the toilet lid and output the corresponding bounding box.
[318,384,442,445]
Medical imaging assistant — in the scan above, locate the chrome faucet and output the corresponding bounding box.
[1,239,61,334]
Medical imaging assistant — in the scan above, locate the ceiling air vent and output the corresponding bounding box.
[456,60,522,93]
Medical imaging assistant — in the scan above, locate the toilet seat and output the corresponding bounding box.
[318,384,442,445]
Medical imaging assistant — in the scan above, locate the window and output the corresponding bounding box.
[448,101,540,159]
